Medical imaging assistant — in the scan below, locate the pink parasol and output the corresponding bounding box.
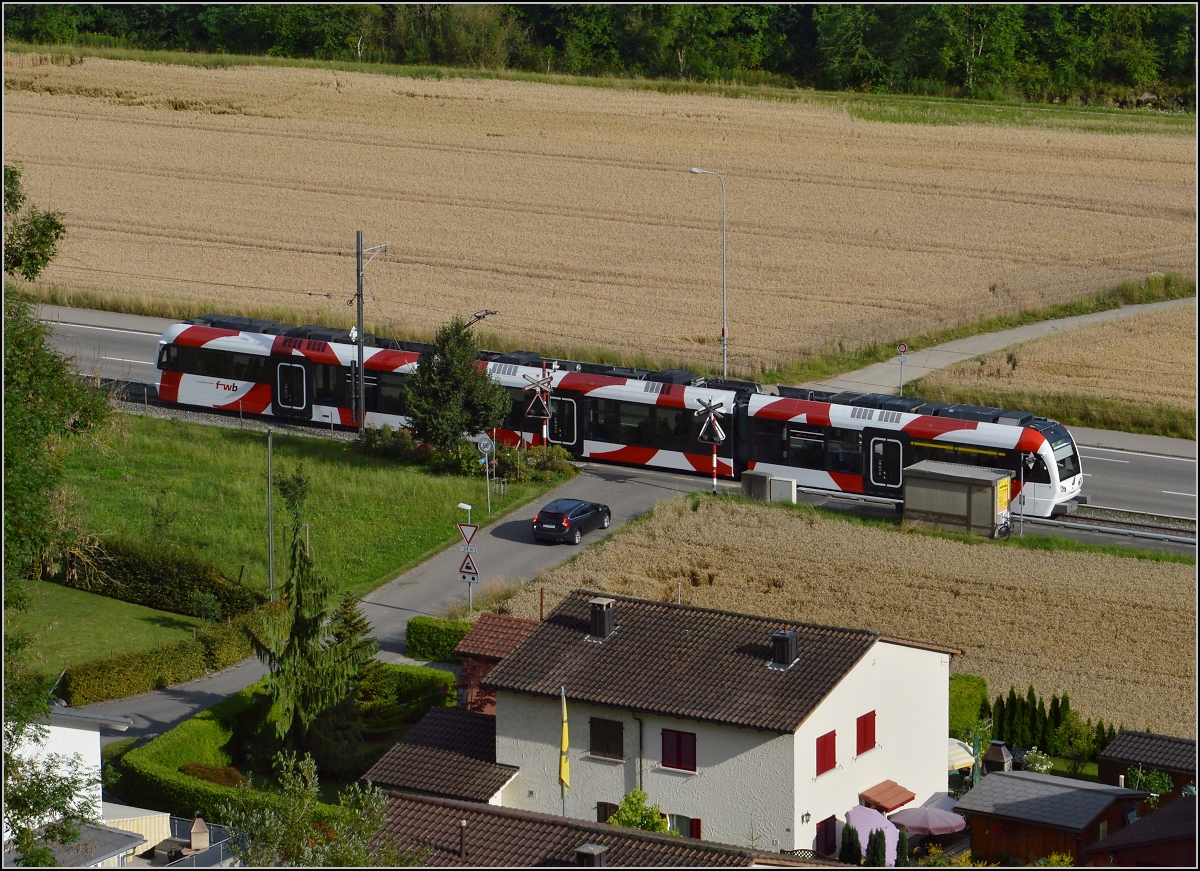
[845,805,898,866]
[888,806,967,835]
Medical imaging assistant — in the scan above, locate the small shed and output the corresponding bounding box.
[1083,794,1196,867]
[1098,730,1196,811]
[903,461,1011,538]
[954,770,1148,865]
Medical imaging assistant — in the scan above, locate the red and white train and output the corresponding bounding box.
[156,315,1083,518]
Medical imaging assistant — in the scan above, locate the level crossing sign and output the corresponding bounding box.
[696,397,727,445]
[522,373,553,419]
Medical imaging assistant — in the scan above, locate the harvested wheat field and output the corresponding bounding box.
[505,497,1196,738]
[4,55,1196,373]
[918,304,1198,411]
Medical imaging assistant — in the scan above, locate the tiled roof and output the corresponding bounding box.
[454,613,539,661]
[1099,730,1197,774]
[376,791,787,866]
[482,590,880,732]
[1084,795,1197,855]
[954,771,1149,833]
[861,780,916,812]
[362,708,518,803]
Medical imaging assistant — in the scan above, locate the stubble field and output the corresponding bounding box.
[4,55,1196,375]
[504,497,1197,739]
[916,305,1198,410]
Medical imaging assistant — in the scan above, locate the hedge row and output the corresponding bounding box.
[360,662,457,724]
[405,616,472,662]
[63,537,264,619]
[61,622,252,706]
[949,673,989,740]
[118,683,265,819]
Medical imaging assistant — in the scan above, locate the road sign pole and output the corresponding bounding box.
[897,343,908,396]
[712,444,718,495]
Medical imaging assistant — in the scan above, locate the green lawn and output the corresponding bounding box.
[5,581,206,676]
[63,414,557,599]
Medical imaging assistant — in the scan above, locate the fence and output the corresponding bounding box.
[163,817,234,867]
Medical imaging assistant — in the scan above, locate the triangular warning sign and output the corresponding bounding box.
[459,553,479,575]
[697,416,726,444]
[458,523,477,545]
[525,391,551,419]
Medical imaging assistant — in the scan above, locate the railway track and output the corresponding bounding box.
[101,379,1197,547]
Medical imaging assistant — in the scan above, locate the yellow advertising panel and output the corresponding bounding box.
[997,477,1010,512]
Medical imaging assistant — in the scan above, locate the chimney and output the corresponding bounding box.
[576,844,610,867]
[589,597,615,639]
[1119,775,1125,788]
[190,812,209,851]
[459,819,467,859]
[771,629,798,667]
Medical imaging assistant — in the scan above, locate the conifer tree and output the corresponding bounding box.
[1048,694,1061,754]
[1026,686,1039,747]
[1006,686,1019,743]
[992,696,1006,744]
[895,829,910,867]
[839,824,862,866]
[864,828,886,867]
[251,466,356,755]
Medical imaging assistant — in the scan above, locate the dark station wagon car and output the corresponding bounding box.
[531,498,611,545]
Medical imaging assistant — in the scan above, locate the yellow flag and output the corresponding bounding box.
[559,687,570,789]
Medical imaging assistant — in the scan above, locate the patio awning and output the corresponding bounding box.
[860,779,916,813]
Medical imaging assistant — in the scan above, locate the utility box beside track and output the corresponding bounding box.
[903,461,1012,539]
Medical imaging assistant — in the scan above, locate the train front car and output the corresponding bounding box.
[155,322,276,414]
[743,394,1083,518]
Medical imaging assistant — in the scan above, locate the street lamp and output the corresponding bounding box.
[457,502,472,526]
[689,167,727,379]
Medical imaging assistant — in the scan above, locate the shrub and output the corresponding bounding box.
[61,638,209,705]
[405,616,472,662]
[178,762,249,787]
[63,537,263,618]
[354,424,434,466]
[359,663,455,724]
[949,674,988,740]
[60,620,253,705]
[839,823,862,866]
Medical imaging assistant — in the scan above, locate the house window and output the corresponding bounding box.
[668,814,702,839]
[597,801,619,824]
[857,711,876,756]
[815,815,838,855]
[662,728,697,771]
[590,718,624,760]
[816,730,836,776]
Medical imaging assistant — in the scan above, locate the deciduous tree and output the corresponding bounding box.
[606,788,670,833]
[404,316,510,458]
[4,164,67,282]
[1054,709,1095,776]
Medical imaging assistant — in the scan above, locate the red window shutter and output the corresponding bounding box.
[680,731,697,771]
[690,818,702,839]
[816,730,836,775]
[816,815,837,854]
[857,710,876,755]
[663,729,679,769]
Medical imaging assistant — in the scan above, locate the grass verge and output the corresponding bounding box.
[62,413,563,600]
[5,581,206,678]
[903,383,1196,440]
[6,41,1193,136]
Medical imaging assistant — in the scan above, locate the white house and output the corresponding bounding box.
[482,591,956,854]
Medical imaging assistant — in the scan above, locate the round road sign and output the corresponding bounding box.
[478,437,494,455]
[897,343,908,355]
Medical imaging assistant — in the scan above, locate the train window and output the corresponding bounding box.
[313,364,350,406]
[826,429,862,475]
[195,348,227,378]
[1052,444,1079,480]
[158,345,193,372]
[619,402,652,446]
[1024,455,1051,484]
[591,399,620,442]
[503,387,526,430]
[750,419,785,464]
[378,373,408,416]
[228,353,268,383]
[788,425,826,470]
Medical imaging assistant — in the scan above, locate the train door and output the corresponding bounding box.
[548,396,583,457]
[275,361,310,419]
[864,430,903,497]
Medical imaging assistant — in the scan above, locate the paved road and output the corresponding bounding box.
[52,298,1190,737]
[362,463,724,657]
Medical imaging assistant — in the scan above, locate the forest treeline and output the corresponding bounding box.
[4,4,1195,106]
